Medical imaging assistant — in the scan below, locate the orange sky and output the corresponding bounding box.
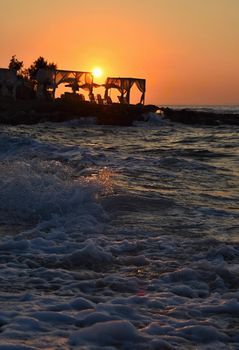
[0,0,239,105]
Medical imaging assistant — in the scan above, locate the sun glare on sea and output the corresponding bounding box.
[92,67,103,78]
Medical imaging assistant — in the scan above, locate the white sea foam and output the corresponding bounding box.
[0,123,238,349]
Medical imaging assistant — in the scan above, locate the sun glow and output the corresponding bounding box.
[92,67,103,78]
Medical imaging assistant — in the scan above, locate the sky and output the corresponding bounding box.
[0,0,239,105]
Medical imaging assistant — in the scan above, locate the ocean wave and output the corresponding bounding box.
[0,157,110,227]
[0,121,238,349]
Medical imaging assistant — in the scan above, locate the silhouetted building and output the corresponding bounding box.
[36,69,93,99]
[0,68,17,99]
[104,77,146,104]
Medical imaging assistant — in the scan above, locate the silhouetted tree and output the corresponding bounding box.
[8,55,23,74]
[28,56,57,80]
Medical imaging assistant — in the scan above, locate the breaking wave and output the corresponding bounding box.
[0,120,238,349]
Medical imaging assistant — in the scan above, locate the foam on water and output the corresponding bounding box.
[0,159,109,226]
[0,122,238,349]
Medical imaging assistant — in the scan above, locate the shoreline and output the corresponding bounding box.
[161,107,239,126]
[1,98,239,126]
[0,98,159,126]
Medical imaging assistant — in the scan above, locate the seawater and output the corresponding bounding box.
[0,109,238,349]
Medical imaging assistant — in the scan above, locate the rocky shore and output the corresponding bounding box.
[161,107,239,126]
[0,98,159,126]
[1,98,239,127]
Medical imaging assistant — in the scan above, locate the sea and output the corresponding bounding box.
[0,106,238,349]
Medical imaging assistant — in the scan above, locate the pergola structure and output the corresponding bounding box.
[104,77,146,105]
[0,68,17,99]
[36,69,94,98]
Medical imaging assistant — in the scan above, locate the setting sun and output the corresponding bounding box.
[92,67,103,79]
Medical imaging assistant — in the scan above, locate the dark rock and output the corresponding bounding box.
[0,97,159,126]
[161,107,239,126]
